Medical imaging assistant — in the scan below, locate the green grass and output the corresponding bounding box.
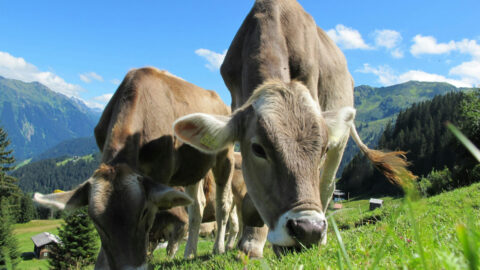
[56,154,94,166]
[13,219,63,270]
[14,183,479,269]
[149,183,480,269]
[15,158,32,169]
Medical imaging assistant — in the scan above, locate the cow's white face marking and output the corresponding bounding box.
[90,179,112,215]
[267,210,326,246]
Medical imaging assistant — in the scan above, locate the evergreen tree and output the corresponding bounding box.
[18,193,36,223]
[0,127,23,223]
[339,91,469,195]
[0,127,19,199]
[0,198,20,269]
[49,208,98,269]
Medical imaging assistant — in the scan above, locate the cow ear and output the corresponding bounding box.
[322,107,356,149]
[33,181,91,210]
[242,193,265,227]
[145,180,193,210]
[173,113,235,153]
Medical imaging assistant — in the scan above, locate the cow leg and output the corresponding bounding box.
[319,136,349,245]
[167,221,187,259]
[237,225,268,258]
[184,181,206,259]
[212,148,235,254]
[226,205,240,250]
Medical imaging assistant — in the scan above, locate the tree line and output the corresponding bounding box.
[13,153,101,194]
[339,89,480,196]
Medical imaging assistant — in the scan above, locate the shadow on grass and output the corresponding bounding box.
[153,254,215,269]
[21,252,35,260]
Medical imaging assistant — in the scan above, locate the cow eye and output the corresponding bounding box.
[251,143,267,159]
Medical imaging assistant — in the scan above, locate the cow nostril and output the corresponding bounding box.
[286,218,325,247]
[286,219,297,237]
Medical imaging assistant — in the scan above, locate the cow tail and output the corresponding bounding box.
[349,124,417,186]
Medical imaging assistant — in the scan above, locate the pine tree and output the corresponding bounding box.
[49,208,98,269]
[0,198,20,269]
[18,193,36,223]
[0,127,18,198]
[0,127,23,223]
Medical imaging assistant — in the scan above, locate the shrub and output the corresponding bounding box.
[417,167,454,196]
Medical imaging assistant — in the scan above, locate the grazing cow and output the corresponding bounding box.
[173,0,413,255]
[150,154,247,258]
[33,67,235,269]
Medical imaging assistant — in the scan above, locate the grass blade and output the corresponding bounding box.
[328,216,353,270]
[405,198,427,269]
[456,223,479,270]
[446,122,480,162]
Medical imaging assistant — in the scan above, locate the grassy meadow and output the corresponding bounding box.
[150,183,480,269]
[13,183,479,269]
[13,219,63,270]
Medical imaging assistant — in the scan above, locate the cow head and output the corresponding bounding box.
[173,80,355,252]
[33,163,192,269]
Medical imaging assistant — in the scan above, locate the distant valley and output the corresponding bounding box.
[2,76,476,192]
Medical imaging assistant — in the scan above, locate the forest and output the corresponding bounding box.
[339,89,480,196]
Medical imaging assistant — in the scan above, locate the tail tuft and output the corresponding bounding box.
[365,149,417,186]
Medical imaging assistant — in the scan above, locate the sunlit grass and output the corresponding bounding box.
[13,219,63,270]
[150,183,480,269]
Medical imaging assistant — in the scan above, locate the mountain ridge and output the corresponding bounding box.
[0,76,101,160]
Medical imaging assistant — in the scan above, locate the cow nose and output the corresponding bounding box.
[286,218,326,247]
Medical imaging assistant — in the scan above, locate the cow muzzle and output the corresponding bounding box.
[267,210,326,248]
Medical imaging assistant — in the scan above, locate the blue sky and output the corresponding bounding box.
[1,0,479,108]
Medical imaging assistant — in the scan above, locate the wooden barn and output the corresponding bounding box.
[31,232,61,259]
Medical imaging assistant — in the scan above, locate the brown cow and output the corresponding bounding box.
[174,0,413,256]
[34,67,235,269]
[149,153,247,258]
[148,172,238,259]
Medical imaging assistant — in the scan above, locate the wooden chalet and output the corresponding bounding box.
[31,232,61,259]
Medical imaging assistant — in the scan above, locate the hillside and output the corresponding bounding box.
[148,183,480,269]
[32,136,98,162]
[339,80,473,174]
[12,153,101,194]
[0,76,100,160]
[340,89,480,195]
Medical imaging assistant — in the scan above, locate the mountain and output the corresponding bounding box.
[0,76,101,160]
[32,136,99,162]
[12,153,101,194]
[339,81,474,175]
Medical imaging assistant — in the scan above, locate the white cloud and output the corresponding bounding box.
[195,49,226,71]
[110,78,121,85]
[93,93,113,103]
[83,94,113,109]
[373,29,404,59]
[327,24,372,50]
[397,70,470,87]
[374,29,402,49]
[79,72,104,83]
[410,35,456,56]
[356,64,397,85]
[391,48,404,59]
[408,36,480,86]
[0,51,84,97]
[83,100,104,110]
[455,39,480,60]
[449,60,480,86]
[357,63,472,88]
